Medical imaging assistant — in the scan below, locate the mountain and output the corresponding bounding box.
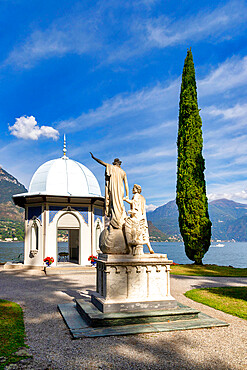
[147,198,247,242]
[226,216,247,241]
[0,167,27,221]
[209,199,247,240]
[147,200,180,237]
[147,221,169,242]
[1,165,247,242]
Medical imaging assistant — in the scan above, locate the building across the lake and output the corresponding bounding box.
[13,139,104,268]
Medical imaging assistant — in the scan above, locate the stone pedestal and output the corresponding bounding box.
[58,252,229,338]
[91,253,177,313]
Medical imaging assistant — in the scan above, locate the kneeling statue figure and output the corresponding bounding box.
[124,184,154,255]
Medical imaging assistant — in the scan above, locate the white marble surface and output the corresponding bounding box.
[98,253,171,264]
[94,253,175,312]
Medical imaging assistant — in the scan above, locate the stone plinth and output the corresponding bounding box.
[91,253,177,313]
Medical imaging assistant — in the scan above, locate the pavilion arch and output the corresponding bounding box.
[57,211,81,229]
[56,212,81,265]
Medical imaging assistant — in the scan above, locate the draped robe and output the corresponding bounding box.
[105,164,127,229]
[131,192,150,244]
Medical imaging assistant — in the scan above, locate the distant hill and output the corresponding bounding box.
[147,200,180,237]
[226,215,247,241]
[209,199,247,240]
[147,198,247,242]
[1,165,247,242]
[147,221,169,242]
[0,167,27,221]
[0,166,170,240]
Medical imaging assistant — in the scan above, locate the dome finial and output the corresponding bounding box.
[63,134,68,158]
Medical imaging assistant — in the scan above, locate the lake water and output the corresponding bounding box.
[0,241,246,268]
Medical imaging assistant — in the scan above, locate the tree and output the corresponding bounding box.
[176,49,211,265]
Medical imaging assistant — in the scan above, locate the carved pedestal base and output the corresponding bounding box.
[91,253,177,313]
[58,252,228,338]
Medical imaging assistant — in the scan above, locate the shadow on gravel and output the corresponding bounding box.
[94,331,234,370]
[0,270,239,369]
[172,274,247,289]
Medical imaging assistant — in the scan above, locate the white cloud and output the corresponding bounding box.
[198,56,247,96]
[9,116,59,140]
[122,145,176,165]
[4,1,246,68]
[122,120,176,141]
[67,120,176,162]
[146,204,157,212]
[127,161,175,176]
[204,103,247,120]
[207,176,247,204]
[205,135,247,160]
[58,81,179,132]
[106,1,247,64]
[202,102,247,140]
[145,2,246,48]
[58,53,247,135]
[208,190,247,203]
[4,14,102,68]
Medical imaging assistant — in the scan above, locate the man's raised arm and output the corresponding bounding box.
[90,152,107,167]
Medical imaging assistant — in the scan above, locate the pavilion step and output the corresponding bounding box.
[44,266,95,275]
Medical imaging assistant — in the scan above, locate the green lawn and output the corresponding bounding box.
[0,299,29,369]
[170,264,247,277]
[185,287,247,320]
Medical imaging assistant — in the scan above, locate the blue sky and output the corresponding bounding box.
[1,0,247,210]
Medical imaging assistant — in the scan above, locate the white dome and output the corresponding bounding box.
[28,157,101,197]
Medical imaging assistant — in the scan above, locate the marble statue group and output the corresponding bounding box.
[90,153,154,255]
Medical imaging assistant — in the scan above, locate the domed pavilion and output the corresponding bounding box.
[13,139,104,268]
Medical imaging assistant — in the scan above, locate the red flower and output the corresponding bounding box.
[88,255,97,262]
[44,257,54,265]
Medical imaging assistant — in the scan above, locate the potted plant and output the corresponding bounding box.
[43,256,54,267]
[88,255,97,266]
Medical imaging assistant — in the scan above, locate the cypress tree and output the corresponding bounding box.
[176,49,211,265]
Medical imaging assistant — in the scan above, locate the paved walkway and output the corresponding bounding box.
[0,267,246,369]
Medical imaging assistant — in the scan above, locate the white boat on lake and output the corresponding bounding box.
[214,243,225,247]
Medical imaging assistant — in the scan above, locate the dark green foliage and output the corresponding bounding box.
[147,221,169,241]
[0,220,24,241]
[176,49,211,264]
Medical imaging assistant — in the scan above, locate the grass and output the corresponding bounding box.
[170,264,247,277]
[185,287,247,320]
[0,299,29,369]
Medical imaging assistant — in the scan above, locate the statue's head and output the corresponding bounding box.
[133,184,142,194]
[112,158,122,166]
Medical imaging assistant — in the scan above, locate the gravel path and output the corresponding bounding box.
[0,267,246,369]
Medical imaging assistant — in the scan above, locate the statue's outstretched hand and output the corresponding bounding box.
[90,154,106,167]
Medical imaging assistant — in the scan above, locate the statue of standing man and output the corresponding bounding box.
[90,153,129,229]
